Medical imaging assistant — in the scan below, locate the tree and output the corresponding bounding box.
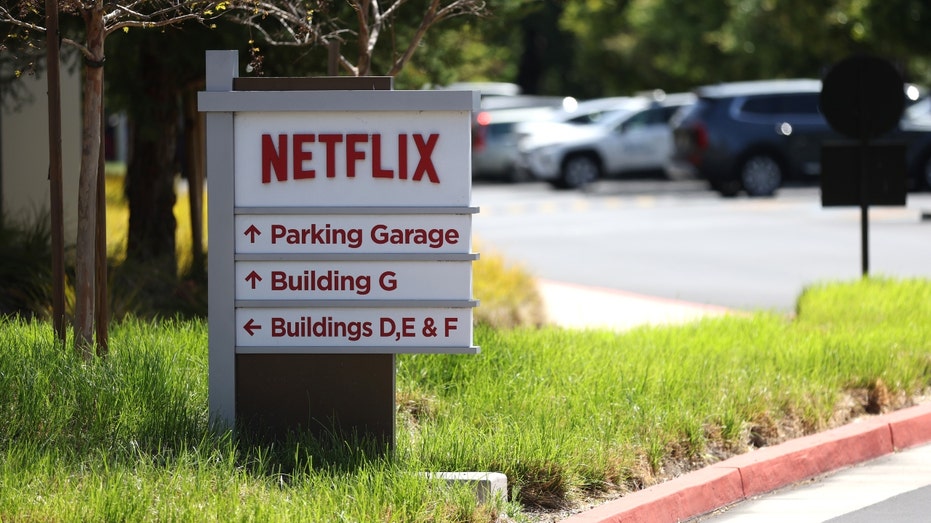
[225,0,486,76]
[1,1,217,358]
[102,0,490,312]
[106,19,249,296]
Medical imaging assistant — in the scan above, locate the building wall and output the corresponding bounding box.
[1,64,82,243]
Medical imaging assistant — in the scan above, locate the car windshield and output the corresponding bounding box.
[589,108,638,128]
[563,108,628,125]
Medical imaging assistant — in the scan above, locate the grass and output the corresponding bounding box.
[1,277,929,521]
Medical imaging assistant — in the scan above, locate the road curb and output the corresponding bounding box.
[559,402,931,523]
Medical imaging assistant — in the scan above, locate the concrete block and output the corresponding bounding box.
[427,472,507,503]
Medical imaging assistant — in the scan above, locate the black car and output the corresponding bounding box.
[669,79,931,196]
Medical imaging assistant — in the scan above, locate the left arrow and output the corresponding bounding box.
[243,318,262,336]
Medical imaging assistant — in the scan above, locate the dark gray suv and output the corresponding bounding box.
[669,79,931,196]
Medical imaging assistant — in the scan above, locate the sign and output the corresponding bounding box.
[819,54,908,277]
[235,260,472,300]
[820,54,905,140]
[235,214,471,254]
[203,84,480,356]
[199,50,480,432]
[236,307,473,350]
[820,142,906,207]
[234,112,472,207]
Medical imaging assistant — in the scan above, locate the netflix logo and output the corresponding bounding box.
[261,132,441,184]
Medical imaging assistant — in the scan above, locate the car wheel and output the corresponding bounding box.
[559,154,601,189]
[740,154,782,197]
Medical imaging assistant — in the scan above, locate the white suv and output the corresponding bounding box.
[517,93,695,189]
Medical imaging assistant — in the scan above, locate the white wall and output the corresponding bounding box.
[2,62,81,243]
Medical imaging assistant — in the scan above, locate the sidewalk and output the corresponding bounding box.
[535,279,931,523]
[537,279,736,331]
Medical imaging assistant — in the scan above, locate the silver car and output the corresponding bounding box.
[471,105,558,181]
[518,93,695,189]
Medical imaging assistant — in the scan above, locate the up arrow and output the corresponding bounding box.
[244,224,262,243]
[245,270,262,289]
[243,318,262,336]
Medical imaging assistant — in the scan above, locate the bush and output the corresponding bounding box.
[0,211,59,319]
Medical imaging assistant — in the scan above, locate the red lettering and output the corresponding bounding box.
[270,224,285,243]
[346,134,368,178]
[260,132,441,183]
[444,317,458,336]
[412,133,439,183]
[398,134,408,180]
[293,134,315,180]
[371,134,393,179]
[261,134,288,184]
[318,134,343,178]
[271,317,285,337]
[401,317,416,337]
[270,271,286,291]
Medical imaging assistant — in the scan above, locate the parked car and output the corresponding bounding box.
[471,105,561,181]
[434,81,576,181]
[517,93,696,189]
[668,79,931,197]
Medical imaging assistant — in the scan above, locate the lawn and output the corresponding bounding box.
[1,277,929,522]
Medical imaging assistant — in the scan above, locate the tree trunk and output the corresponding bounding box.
[124,44,179,284]
[73,4,105,358]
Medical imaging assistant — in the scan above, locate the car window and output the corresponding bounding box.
[618,108,665,132]
[740,93,821,116]
[486,122,515,138]
[564,110,613,124]
[661,105,685,121]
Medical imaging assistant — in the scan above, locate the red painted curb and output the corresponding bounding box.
[559,403,931,523]
[718,415,892,498]
[887,403,931,449]
[560,467,743,523]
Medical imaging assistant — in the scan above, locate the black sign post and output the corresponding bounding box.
[820,54,907,276]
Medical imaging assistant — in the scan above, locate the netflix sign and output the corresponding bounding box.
[234,112,472,207]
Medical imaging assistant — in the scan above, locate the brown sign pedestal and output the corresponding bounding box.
[236,354,395,445]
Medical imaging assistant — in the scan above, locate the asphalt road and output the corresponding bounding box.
[472,179,931,312]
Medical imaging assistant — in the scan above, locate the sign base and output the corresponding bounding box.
[236,354,395,449]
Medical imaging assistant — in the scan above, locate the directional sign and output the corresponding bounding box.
[235,260,472,300]
[235,307,473,350]
[234,214,473,254]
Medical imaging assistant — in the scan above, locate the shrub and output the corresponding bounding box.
[0,210,59,319]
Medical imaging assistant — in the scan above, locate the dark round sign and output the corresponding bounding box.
[820,55,904,140]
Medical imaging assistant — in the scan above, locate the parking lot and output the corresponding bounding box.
[472,178,931,311]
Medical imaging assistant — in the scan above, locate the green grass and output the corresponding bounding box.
[1,277,929,521]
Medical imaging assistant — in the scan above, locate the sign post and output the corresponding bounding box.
[199,51,479,447]
[820,54,907,277]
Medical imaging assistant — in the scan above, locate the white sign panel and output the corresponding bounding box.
[235,260,472,300]
[235,214,472,254]
[234,111,472,207]
[236,307,473,348]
